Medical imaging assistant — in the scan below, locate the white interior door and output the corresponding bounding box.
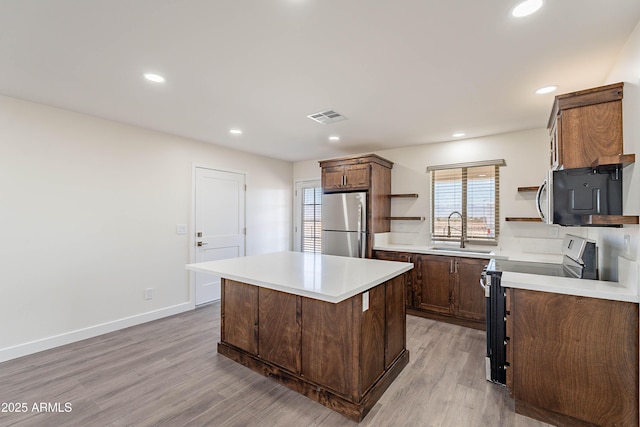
[194,167,245,305]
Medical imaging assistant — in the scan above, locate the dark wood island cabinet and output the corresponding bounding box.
[187,251,413,422]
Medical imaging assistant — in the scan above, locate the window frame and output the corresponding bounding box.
[428,159,504,246]
[294,180,322,253]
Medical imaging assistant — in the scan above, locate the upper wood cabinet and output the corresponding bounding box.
[548,82,624,169]
[319,154,392,192]
[322,163,370,191]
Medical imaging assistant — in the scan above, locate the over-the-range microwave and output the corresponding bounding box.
[536,166,623,226]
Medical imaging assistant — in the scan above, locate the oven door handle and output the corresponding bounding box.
[480,267,489,290]
[480,271,490,297]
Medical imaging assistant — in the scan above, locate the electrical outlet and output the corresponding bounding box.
[549,226,559,238]
[144,288,153,300]
[624,235,631,255]
[176,224,187,235]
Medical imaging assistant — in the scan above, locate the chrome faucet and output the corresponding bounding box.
[447,211,465,248]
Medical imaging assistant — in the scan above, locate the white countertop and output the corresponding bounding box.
[373,242,508,260]
[373,232,508,260]
[185,251,413,303]
[501,272,639,303]
[501,257,639,303]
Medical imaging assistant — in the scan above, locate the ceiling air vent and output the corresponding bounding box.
[307,110,348,124]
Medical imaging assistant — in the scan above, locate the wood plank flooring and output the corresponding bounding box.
[0,303,551,426]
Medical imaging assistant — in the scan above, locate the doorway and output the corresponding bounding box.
[193,167,246,305]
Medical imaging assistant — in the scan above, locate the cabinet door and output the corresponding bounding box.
[453,257,487,321]
[385,275,406,369]
[322,166,346,190]
[222,279,258,354]
[301,296,356,398]
[560,101,623,169]
[258,288,301,373]
[415,255,452,315]
[344,164,370,190]
[374,250,414,307]
[512,289,638,427]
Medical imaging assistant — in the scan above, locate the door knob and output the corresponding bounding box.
[197,242,208,247]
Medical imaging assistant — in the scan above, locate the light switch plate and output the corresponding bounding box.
[176,224,187,235]
[362,291,369,312]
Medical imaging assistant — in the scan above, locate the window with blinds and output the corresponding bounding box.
[301,186,322,253]
[429,160,502,244]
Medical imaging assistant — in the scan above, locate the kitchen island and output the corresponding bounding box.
[186,251,413,422]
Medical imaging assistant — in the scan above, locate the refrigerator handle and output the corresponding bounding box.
[536,178,547,221]
[357,203,364,258]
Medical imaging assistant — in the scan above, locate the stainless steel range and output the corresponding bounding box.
[481,234,598,384]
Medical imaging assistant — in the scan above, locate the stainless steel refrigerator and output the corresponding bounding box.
[321,192,367,257]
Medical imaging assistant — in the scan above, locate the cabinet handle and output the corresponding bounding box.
[449,260,454,274]
[455,261,458,274]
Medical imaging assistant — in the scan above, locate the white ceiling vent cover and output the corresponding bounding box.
[307,110,348,124]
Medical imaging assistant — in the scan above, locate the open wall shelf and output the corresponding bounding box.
[388,194,419,198]
[592,153,635,168]
[387,193,422,220]
[505,217,543,222]
[385,216,425,221]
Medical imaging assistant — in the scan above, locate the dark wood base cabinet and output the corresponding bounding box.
[219,276,408,422]
[508,288,639,427]
[374,250,486,330]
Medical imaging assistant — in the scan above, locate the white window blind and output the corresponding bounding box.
[430,161,501,244]
[301,186,322,253]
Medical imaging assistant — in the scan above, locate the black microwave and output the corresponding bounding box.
[552,166,623,226]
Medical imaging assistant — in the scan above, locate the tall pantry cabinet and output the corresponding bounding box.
[318,154,393,259]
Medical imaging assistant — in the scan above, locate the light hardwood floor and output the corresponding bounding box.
[0,303,551,427]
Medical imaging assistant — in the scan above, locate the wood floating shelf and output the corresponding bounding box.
[388,194,419,198]
[581,215,639,226]
[591,153,635,168]
[517,186,539,192]
[505,217,543,222]
[386,216,425,221]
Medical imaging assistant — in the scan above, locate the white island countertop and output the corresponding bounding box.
[186,251,413,303]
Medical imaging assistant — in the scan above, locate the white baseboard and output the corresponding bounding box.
[0,302,194,363]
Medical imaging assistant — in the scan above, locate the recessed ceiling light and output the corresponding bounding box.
[536,85,558,94]
[229,129,242,135]
[512,0,543,18]
[143,73,165,83]
[328,136,340,142]
[452,132,466,138]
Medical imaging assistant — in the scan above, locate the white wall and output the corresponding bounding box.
[0,96,292,362]
[588,18,640,279]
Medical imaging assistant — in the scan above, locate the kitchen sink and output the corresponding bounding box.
[430,247,493,255]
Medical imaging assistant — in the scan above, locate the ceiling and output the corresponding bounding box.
[1,1,639,162]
